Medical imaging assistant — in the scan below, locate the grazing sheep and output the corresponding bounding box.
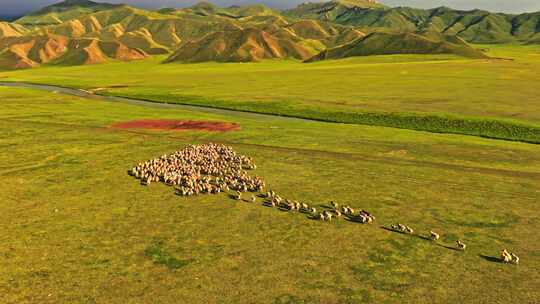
[501,249,511,263]
[510,253,519,264]
[430,231,440,241]
[404,226,414,234]
[456,240,466,250]
[310,207,317,214]
[289,202,297,211]
[251,195,256,203]
[334,210,342,217]
[358,215,367,223]
[130,143,264,199]
[235,191,242,200]
[318,213,325,221]
[331,201,339,209]
[323,211,333,221]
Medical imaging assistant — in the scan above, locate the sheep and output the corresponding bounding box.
[334,210,342,217]
[456,240,466,250]
[251,195,256,203]
[130,144,264,199]
[331,201,339,210]
[430,231,440,241]
[501,249,511,262]
[404,226,414,234]
[357,215,368,223]
[322,210,333,221]
[510,253,519,264]
[310,207,317,214]
[234,191,242,200]
[288,202,297,211]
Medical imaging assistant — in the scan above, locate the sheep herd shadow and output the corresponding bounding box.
[479,254,506,263]
[380,226,465,252]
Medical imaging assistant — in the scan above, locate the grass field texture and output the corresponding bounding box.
[1,86,539,303]
[1,45,540,143]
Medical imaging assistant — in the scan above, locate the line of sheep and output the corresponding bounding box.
[252,192,376,224]
[129,143,519,265]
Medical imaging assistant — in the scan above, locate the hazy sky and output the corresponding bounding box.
[1,0,539,17]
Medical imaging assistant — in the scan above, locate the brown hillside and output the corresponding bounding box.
[0,35,69,69]
[0,34,147,69]
[0,22,29,38]
[165,28,316,63]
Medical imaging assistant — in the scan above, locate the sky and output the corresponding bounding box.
[1,0,540,18]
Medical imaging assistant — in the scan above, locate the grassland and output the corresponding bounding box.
[1,84,539,303]
[2,45,540,143]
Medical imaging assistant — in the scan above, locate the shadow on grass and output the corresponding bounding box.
[344,216,367,224]
[145,243,193,270]
[417,235,432,241]
[380,226,409,234]
[437,244,463,252]
[479,254,504,263]
[318,204,333,211]
[228,193,240,200]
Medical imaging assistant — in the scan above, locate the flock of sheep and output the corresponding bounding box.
[129,143,519,265]
[129,143,264,197]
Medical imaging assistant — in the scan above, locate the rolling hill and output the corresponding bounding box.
[15,0,122,26]
[2,0,539,69]
[0,33,147,69]
[0,22,28,38]
[284,2,540,44]
[164,27,315,63]
[305,31,488,62]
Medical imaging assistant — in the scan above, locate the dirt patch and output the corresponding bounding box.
[110,119,240,132]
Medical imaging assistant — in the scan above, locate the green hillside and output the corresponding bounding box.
[15,0,122,26]
[284,2,540,44]
[306,32,488,62]
[0,0,538,69]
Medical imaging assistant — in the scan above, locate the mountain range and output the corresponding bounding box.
[0,0,537,69]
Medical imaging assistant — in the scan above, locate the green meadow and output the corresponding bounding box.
[2,45,540,142]
[1,76,540,303]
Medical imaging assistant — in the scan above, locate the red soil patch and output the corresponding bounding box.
[110,119,240,132]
